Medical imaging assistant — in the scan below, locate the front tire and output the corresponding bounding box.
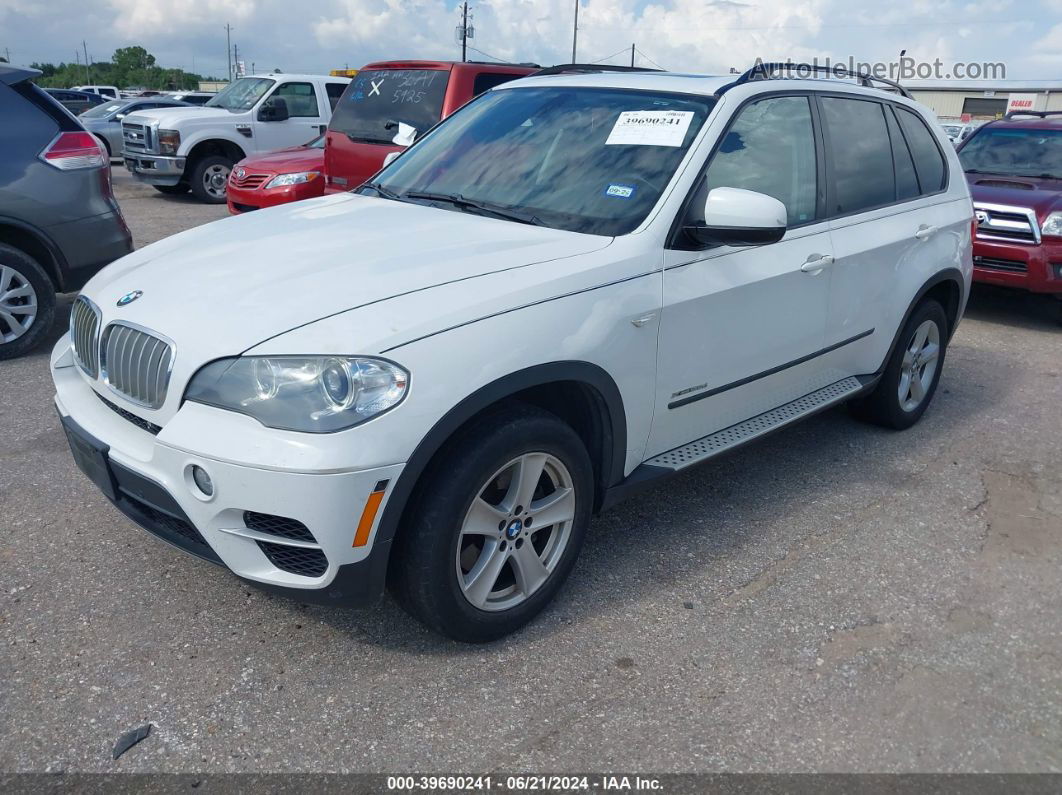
[850,299,948,430]
[0,244,56,361]
[390,404,594,642]
[188,155,232,203]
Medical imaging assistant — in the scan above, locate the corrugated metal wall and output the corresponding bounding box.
[910,90,1062,119]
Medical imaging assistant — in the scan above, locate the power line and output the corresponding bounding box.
[590,46,631,65]
[635,48,664,70]
[465,45,505,63]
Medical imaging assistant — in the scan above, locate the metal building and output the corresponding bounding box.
[905,81,1062,121]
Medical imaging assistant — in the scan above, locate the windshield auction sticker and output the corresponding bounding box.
[605,110,695,147]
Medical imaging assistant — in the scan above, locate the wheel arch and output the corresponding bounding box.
[375,361,628,572]
[185,137,246,168]
[0,217,65,291]
[878,268,965,374]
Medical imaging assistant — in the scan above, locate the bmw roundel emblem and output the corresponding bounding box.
[117,290,143,307]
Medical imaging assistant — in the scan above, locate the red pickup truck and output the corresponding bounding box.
[957,112,1062,314]
[323,60,539,193]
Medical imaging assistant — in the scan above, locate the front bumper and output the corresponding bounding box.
[124,153,186,186]
[227,180,325,215]
[51,336,403,606]
[972,236,1062,295]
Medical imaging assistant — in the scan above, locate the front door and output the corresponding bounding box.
[648,93,835,457]
[254,81,327,152]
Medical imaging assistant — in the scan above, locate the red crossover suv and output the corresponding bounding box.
[958,112,1062,309]
[323,60,538,194]
[227,134,325,214]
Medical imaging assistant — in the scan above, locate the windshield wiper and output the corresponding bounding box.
[401,191,546,226]
[360,182,402,200]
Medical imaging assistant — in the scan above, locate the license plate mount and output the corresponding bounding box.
[60,413,118,502]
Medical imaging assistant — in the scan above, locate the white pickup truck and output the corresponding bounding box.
[121,74,351,203]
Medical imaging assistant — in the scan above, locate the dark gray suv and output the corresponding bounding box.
[0,65,133,359]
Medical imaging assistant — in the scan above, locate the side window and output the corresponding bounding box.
[821,97,894,215]
[895,107,947,193]
[472,72,521,97]
[885,107,920,201]
[697,95,818,226]
[326,82,347,111]
[273,82,319,117]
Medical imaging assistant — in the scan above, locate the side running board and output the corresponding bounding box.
[645,376,865,471]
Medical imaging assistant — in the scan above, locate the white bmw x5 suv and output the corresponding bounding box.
[52,66,973,641]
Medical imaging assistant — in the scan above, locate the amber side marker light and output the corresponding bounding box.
[354,480,389,547]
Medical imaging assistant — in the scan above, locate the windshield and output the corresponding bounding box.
[81,101,126,119]
[205,77,274,112]
[329,69,450,145]
[362,86,715,236]
[960,128,1062,178]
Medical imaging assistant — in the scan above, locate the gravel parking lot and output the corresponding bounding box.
[1,167,1060,773]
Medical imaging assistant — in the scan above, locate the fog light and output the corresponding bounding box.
[191,465,214,497]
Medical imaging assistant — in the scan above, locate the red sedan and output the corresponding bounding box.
[227,135,325,214]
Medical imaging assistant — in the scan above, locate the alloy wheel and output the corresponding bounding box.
[898,319,940,412]
[456,452,576,612]
[0,265,38,344]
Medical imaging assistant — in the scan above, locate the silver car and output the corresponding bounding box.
[79,97,191,159]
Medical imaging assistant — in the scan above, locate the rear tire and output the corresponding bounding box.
[0,244,56,361]
[188,155,232,203]
[390,404,593,642]
[849,299,948,430]
[153,183,190,195]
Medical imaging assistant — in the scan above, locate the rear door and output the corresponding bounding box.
[324,67,451,191]
[818,94,955,378]
[254,81,329,152]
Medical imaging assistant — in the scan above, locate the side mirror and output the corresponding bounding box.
[382,151,402,168]
[685,187,787,247]
[258,97,289,122]
[114,113,126,121]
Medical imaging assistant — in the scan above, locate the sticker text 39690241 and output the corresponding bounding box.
[605,110,695,147]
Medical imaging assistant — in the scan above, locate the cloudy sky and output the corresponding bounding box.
[1,0,1060,82]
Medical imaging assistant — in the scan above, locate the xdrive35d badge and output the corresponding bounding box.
[116,290,142,307]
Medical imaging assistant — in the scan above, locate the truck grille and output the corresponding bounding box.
[100,323,173,410]
[70,296,101,377]
[973,203,1040,245]
[122,122,153,154]
[973,255,1027,273]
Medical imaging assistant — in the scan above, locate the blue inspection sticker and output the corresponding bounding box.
[604,183,636,199]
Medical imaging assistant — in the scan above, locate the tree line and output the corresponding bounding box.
[27,46,217,90]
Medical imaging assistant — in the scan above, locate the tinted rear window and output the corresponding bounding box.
[895,107,947,192]
[329,69,449,144]
[822,96,894,215]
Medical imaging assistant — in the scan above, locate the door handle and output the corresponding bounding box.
[800,254,834,274]
[915,224,939,241]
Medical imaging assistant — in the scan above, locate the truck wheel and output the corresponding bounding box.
[390,404,593,642]
[188,155,233,203]
[153,184,190,195]
[0,244,56,361]
[849,299,948,430]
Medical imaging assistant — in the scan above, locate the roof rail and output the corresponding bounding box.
[533,63,661,77]
[719,62,913,100]
[1003,110,1062,120]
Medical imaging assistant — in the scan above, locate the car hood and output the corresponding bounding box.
[237,145,323,174]
[122,105,233,127]
[967,172,1062,222]
[82,192,611,368]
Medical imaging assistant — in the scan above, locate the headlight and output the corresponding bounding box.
[185,356,409,433]
[1041,211,1062,237]
[264,171,320,189]
[158,129,181,155]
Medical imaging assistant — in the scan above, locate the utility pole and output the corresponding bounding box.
[4,47,10,63]
[571,0,579,62]
[459,2,469,63]
[630,43,635,67]
[225,23,232,82]
[82,40,90,84]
